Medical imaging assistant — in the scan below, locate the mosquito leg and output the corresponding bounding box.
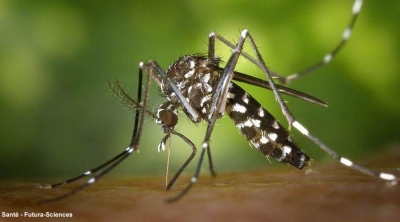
[38,147,136,204]
[165,139,208,203]
[165,130,197,190]
[38,62,152,204]
[292,120,399,184]
[36,149,132,189]
[210,0,363,84]
[280,0,364,84]
[240,30,296,126]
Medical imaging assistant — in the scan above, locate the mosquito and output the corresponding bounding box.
[37,0,399,204]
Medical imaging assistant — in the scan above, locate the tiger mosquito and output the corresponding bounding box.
[37,0,399,204]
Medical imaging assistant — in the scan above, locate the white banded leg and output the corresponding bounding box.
[208,0,364,84]
[38,62,153,204]
[292,120,399,184]
[282,0,363,83]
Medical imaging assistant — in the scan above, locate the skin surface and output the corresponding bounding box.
[1,149,399,222]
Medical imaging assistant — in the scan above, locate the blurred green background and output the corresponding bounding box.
[1,0,399,181]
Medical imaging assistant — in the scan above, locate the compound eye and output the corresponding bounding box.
[158,110,178,127]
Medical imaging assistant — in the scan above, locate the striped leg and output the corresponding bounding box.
[37,63,152,204]
[279,0,364,83]
[209,0,364,84]
[292,120,399,184]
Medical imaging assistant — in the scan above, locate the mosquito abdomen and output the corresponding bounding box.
[226,82,310,169]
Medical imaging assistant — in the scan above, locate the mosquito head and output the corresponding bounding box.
[158,110,178,129]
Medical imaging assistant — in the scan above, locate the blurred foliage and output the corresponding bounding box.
[0,0,399,180]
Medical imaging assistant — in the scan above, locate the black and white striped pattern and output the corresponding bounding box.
[226,82,310,169]
[38,0,398,205]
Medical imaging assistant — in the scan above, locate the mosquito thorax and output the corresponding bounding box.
[160,55,222,122]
